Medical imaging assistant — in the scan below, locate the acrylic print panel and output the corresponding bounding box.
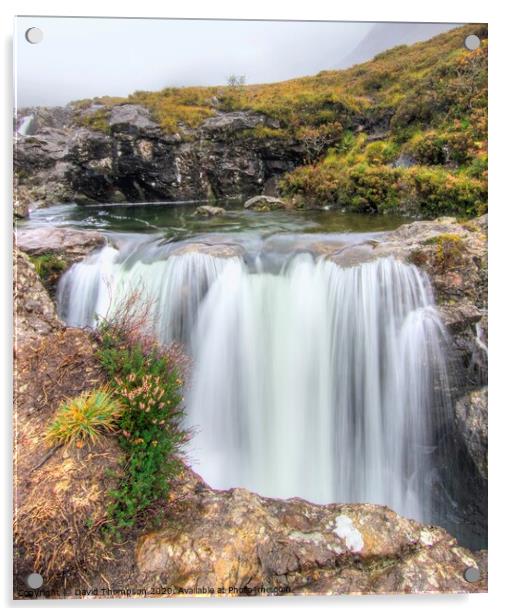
[13,16,488,599]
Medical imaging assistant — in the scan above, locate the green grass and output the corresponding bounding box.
[45,386,124,448]
[30,253,66,282]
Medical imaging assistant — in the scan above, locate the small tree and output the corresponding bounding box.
[298,121,343,163]
[227,74,246,87]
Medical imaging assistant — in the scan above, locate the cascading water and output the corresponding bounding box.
[57,240,454,524]
[16,114,34,136]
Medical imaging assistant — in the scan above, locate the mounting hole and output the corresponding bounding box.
[25,27,43,45]
[464,34,480,51]
[26,572,44,589]
[464,566,481,583]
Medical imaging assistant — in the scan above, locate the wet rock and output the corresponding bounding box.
[170,242,244,258]
[135,481,487,594]
[455,388,488,480]
[244,195,288,211]
[16,226,106,264]
[194,205,226,217]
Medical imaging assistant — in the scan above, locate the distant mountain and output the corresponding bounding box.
[337,22,462,69]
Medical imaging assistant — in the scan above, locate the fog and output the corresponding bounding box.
[14,17,459,107]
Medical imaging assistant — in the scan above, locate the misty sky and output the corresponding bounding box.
[15,17,459,108]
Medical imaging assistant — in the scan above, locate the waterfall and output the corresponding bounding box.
[17,114,34,136]
[57,245,453,522]
[186,255,452,521]
[57,243,239,343]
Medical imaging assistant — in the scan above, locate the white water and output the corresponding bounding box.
[17,114,34,136]
[58,243,453,522]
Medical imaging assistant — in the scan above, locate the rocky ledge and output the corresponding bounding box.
[134,472,487,595]
[16,226,106,265]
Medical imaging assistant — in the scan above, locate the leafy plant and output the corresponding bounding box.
[97,322,187,534]
[45,386,124,448]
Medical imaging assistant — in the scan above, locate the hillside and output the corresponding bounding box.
[15,24,487,218]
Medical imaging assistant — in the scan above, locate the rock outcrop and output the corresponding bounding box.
[134,476,487,595]
[14,105,305,209]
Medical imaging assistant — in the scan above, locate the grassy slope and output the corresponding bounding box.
[75,24,487,217]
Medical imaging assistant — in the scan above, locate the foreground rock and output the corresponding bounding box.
[16,226,105,264]
[134,473,486,595]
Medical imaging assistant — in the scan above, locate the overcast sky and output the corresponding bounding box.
[14,17,459,108]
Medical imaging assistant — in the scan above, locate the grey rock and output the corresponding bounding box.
[109,104,157,130]
[13,249,63,351]
[244,195,288,211]
[455,388,488,480]
[201,110,277,134]
[16,226,105,264]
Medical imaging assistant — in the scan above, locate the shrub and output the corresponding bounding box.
[403,131,447,165]
[96,319,187,534]
[364,140,400,165]
[400,167,486,217]
[45,386,124,448]
[424,233,466,270]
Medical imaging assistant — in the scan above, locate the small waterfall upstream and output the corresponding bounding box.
[58,240,455,524]
[16,114,34,136]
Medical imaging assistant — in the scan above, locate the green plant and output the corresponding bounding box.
[97,323,187,534]
[45,386,124,448]
[30,253,66,282]
[424,233,466,270]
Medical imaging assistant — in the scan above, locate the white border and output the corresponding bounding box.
[1,1,505,614]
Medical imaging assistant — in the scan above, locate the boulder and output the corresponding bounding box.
[194,205,226,217]
[16,226,106,264]
[455,388,488,480]
[109,104,157,131]
[244,195,288,211]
